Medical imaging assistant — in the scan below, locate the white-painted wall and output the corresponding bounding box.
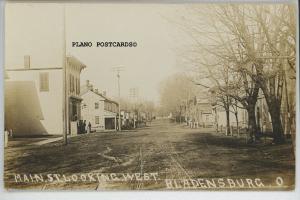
[6,69,63,135]
[217,107,247,129]
[81,91,106,131]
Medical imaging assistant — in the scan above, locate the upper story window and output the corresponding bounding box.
[112,104,115,112]
[69,74,77,93]
[75,77,77,94]
[72,75,75,93]
[76,78,80,95]
[39,72,49,92]
[95,116,100,124]
[81,102,87,109]
[95,102,99,109]
[69,74,72,93]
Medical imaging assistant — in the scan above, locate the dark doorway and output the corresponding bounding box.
[105,118,115,130]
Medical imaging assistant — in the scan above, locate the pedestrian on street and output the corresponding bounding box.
[83,120,87,133]
[88,122,91,133]
[77,121,80,134]
[78,120,83,134]
[4,128,9,148]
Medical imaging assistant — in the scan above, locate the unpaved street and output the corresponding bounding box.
[4,119,295,190]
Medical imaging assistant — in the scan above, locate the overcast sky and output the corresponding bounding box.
[5,3,198,104]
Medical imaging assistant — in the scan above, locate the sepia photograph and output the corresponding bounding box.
[3,0,297,191]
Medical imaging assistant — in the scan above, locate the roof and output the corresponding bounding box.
[105,97,118,105]
[81,89,118,105]
[6,67,63,71]
[197,98,211,104]
[66,55,86,71]
[5,55,86,71]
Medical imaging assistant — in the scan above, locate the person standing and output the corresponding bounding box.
[79,120,83,134]
[88,122,91,134]
[83,120,87,134]
[4,129,9,148]
[77,121,80,134]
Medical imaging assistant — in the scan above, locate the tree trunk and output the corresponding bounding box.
[256,64,285,144]
[214,108,219,133]
[225,108,230,136]
[269,104,285,144]
[179,110,182,124]
[234,112,239,137]
[247,104,257,143]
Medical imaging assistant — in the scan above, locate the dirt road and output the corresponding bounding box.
[4,119,295,190]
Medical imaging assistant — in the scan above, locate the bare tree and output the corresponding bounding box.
[178,4,296,144]
[224,5,295,143]
[159,73,199,122]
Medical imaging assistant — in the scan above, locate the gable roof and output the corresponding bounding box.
[80,89,105,100]
[80,89,118,105]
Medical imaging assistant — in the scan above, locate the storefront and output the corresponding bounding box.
[69,96,82,135]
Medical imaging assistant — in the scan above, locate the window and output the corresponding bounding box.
[69,74,72,93]
[39,72,49,92]
[95,116,100,124]
[76,78,80,95]
[75,77,77,94]
[95,102,99,109]
[71,75,75,92]
[69,74,76,93]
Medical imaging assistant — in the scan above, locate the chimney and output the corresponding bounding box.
[89,85,93,91]
[95,88,98,93]
[86,80,93,91]
[24,55,30,69]
[103,91,106,96]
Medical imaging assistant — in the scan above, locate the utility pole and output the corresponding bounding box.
[113,67,124,132]
[129,87,138,128]
[62,4,68,145]
[117,71,121,132]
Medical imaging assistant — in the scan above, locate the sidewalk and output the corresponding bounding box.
[32,136,63,145]
[6,129,139,148]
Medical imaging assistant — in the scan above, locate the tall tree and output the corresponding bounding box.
[179,4,296,143]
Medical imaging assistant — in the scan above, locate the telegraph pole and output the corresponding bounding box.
[129,87,138,128]
[62,4,68,145]
[113,67,124,132]
[117,70,121,131]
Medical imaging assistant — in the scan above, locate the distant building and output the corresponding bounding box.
[186,97,215,128]
[208,88,246,133]
[209,88,274,134]
[80,81,119,131]
[5,55,86,136]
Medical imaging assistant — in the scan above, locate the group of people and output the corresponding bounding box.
[77,120,92,134]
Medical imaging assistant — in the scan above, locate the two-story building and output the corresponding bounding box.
[5,55,86,136]
[80,81,119,131]
[186,97,215,128]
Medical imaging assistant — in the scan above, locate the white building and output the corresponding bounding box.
[5,55,86,136]
[80,81,119,131]
[185,97,215,128]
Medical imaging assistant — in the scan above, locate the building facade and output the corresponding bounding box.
[184,97,215,128]
[5,55,86,136]
[80,81,119,131]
